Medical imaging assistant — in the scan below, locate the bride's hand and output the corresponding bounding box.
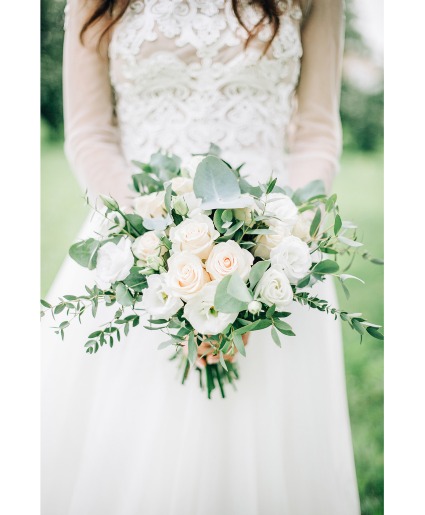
[193,333,250,368]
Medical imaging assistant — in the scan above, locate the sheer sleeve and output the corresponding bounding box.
[286,0,345,193]
[63,0,133,207]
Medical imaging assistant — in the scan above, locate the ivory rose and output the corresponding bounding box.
[253,231,286,260]
[206,241,253,281]
[169,214,219,259]
[132,231,165,265]
[134,191,166,219]
[166,251,210,300]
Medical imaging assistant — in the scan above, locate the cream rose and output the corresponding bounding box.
[183,281,238,335]
[264,193,298,231]
[95,238,134,290]
[253,231,287,260]
[132,231,164,265]
[169,214,219,259]
[140,274,183,320]
[134,191,166,219]
[292,210,315,242]
[166,251,210,300]
[254,266,293,311]
[206,241,253,281]
[270,235,312,284]
[169,176,193,195]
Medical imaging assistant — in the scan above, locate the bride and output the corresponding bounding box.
[42,0,361,513]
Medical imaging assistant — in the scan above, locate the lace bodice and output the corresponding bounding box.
[108,0,303,180]
[63,0,344,204]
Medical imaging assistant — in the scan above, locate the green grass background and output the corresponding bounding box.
[41,132,383,514]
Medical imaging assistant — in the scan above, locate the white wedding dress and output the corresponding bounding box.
[42,0,361,513]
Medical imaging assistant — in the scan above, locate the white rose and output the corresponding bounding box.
[134,191,166,219]
[264,193,298,231]
[169,214,219,259]
[270,235,312,284]
[183,281,238,335]
[253,231,288,260]
[166,251,210,300]
[292,210,315,242]
[254,266,293,311]
[183,155,205,179]
[132,231,164,265]
[95,238,134,290]
[169,176,193,195]
[206,240,254,281]
[140,274,183,320]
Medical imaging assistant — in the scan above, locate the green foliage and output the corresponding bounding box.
[41,0,66,138]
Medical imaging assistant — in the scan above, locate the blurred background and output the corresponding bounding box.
[41,1,384,513]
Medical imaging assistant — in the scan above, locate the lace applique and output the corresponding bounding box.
[108,0,303,180]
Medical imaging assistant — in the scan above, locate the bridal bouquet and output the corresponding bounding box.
[41,147,383,398]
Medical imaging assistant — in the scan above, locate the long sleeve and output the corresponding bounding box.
[286,0,345,193]
[63,0,133,207]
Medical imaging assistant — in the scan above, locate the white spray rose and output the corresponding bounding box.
[169,176,193,195]
[134,191,166,219]
[292,210,315,242]
[166,251,210,300]
[270,235,312,284]
[169,214,219,259]
[183,281,238,335]
[264,193,298,231]
[183,155,205,179]
[253,231,287,260]
[140,274,183,320]
[95,238,134,290]
[254,266,293,311]
[206,241,254,281]
[132,231,165,265]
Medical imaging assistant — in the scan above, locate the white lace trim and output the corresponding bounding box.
[108,0,303,180]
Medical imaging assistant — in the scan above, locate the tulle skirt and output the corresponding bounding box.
[41,219,360,515]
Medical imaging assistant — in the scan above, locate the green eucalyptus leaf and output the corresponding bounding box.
[187,332,197,367]
[249,260,271,288]
[313,260,340,274]
[69,238,100,270]
[309,208,322,237]
[271,326,282,347]
[115,283,134,307]
[334,214,342,235]
[292,180,326,205]
[123,267,147,292]
[193,156,252,210]
[233,333,246,357]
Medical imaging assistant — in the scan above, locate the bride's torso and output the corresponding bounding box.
[109,0,303,182]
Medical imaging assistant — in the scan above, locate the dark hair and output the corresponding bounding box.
[81,0,299,53]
